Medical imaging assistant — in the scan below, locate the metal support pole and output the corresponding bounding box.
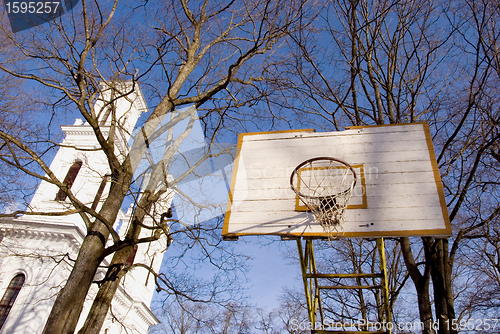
[307,239,325,329]
[297,238,316,326]
[297,237,392,334]
[377,238,392,331]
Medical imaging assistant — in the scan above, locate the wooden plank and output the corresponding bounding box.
[242,133,427,154]
[240,137,429,157]
[225,218,450,237]
[231,181,440,201]
[236,170,436,188]
[230,193,442,212]
[240,162,431,179]
[243,124,425,143]
[228,206,445,225]
[240,149,430,164]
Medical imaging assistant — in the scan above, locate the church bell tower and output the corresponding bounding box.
[0,82,166,334]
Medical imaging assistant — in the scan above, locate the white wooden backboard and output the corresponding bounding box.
[222,123,451,238]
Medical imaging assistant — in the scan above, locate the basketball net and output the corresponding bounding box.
[290,158,357,241]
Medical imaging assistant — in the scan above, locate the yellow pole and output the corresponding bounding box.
[297,238,315,325]
[377,238,392,333]
[307,239,324,330]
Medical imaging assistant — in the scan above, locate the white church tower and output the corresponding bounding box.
[0,82,166,334]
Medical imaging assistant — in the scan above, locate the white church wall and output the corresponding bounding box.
[0,225,80,334]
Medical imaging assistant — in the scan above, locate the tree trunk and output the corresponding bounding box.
[400,237,436,334]
[43,180,129,334]
[44,235,106,334]
[77,245,134,334]
[78,190,156,334]
[415,276,435,334]
[423,238,457,334]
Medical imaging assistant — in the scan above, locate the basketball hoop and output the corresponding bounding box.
[290,157,357,239]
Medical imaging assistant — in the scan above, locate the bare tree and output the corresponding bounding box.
[0,0,310,333]
[0,21,40,212]
[276,287,320,334]
[280,0,457,331]
[150,298,256,334]
[273,0,499,333]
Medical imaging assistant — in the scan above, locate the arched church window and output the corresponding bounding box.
[125,244,139,266]
[99,106,112,126]
[91,174,111,211]
[55,160,83,201]
[0,273,25,330]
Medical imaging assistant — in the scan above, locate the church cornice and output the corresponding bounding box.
[113,285,160,326]
[0,219,83,253]
[61,125,109,138]
[60,125,128,154]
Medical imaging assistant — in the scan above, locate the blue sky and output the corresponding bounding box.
[151,236,302,314]
[233,238,302,310]
[142,106,303,313]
